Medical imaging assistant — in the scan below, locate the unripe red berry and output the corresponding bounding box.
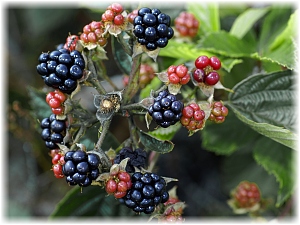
[106,179,118,194]
[233,181,261,208]
[195,55,209,69]
[209,56,221,70]
[118,171,131,182]
[193,68,205,83]
[205,71,220,85]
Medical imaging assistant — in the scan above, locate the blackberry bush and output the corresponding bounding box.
[27,2,296,221]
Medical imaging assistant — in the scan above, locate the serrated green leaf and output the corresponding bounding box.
[228,104,297,150]
[252,38,296,70]
[159,40,210,61]
[229,70,296,131]
[199,31,256,57]
[50,186,137,217]
[230,7,270,39]
[27,86,52,121]
[202,112,260,155]
[219,57,243,73]
[258,6,293,53]
[148,122,181,141]
[253,137,295,207]
[187,2,220,33]
[111,34,132,75]
[138,130,174,153]
[270,10,298,50]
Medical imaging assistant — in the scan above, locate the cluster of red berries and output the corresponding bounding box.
[123,64,155,88]
[105,170,132,199]
[167,64,190,85]
[180,103,206,131]
[233,181,261,208]
[50,149,65,179]
[208,101,229,123]
[46,89,67,115]
[101,3,125,26]
[64,35,79,52]
[80,21,108,47]
[174,12,199,38]
[193,55,221,86]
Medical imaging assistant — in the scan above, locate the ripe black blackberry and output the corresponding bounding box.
[114,147,147,173]
[36,49,85,94]
[148,90,183,128]
[119,172,169,214]
[133,8,174,51]
[62,150,100,187]
[40,114,66,149]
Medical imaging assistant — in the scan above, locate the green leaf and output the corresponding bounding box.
[218,57,243,73]
[221,141,279,200]
[139,76,162,100]
[230,7,270,39]
[187,2,220,33]
[159,40,210,61]
[148,122,181,141]
[27,86,52,121]
[228,105,297,150]
[111,34,132,75]
[269,10,298,50]
[50,186,138,217]
[258,6,293,54]
[253,137,295,206]
[138,130,174,153]
[252,38,296,70]
[199,31,256,57]
[202,112,260,155]
[229,70,297,131]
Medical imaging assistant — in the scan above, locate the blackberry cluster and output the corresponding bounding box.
[40,114,66,149]
[133,7,174,51]
[119,172,169,214]
[36,49,85,94]
[62,150,100,187]
[114,147,147,173]
[148,90,183,128]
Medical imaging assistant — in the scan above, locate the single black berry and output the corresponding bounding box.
[148,90,183,128]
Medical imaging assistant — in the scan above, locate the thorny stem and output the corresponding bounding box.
[87,51,106,94]
[70,125,85,151]
[94,60,119,91]
[128,116,139,149]
[94,120,112,168]
[123,54,142,104]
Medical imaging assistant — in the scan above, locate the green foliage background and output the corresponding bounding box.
[6,1,297,221]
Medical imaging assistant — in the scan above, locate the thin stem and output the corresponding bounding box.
[147,151,160,172]
[94,60,119,91]
[87,51,106,94]
[70,125,85,151]
[123,54,142,104]
[128,116,139,149]
[95,120,111,150]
